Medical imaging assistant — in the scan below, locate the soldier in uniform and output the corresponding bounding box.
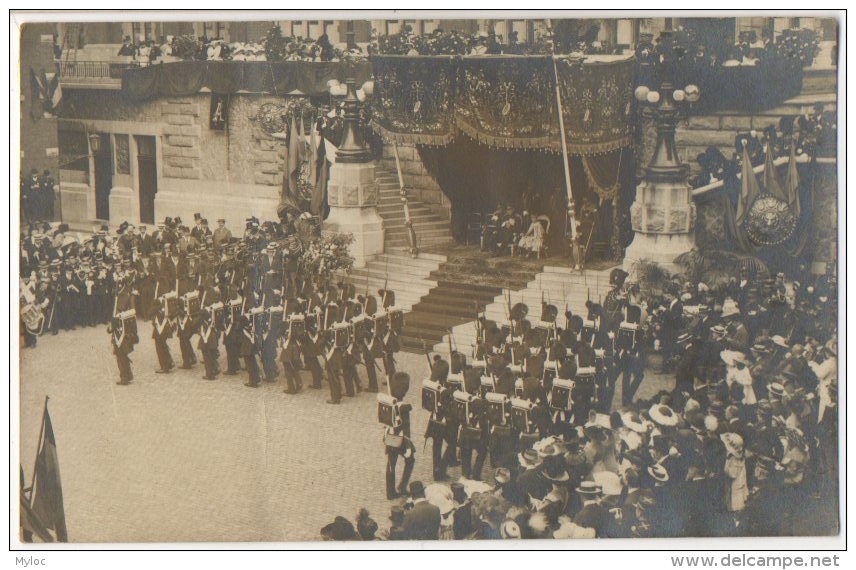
[385,372,415,499]
[152,297,176,374]
[176,301,198,370]
[109,310,139,385]
[240,311,263,388]
[280,303,304,395]
[459,370,490,481]
[197,275,222,380]
[322,327,344,404]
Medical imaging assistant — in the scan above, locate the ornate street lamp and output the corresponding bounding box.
[623,22,701,274]
[335,77,372,164]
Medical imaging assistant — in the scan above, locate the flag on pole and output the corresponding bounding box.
[763,145,787,202]
[20,465,54,543]
[308,118,318,188]
[736,144,761,225]
[786,140,801,219]
[279,116,301,212]
[29,400,68,542]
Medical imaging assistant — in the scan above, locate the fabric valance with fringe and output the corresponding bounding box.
[369,55,635,155]
[121,56,636,156]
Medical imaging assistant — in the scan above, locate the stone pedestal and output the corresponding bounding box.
[59,182,90,224]
[623,178,696,275]
[108,186,137,224]
[323,161,385,269]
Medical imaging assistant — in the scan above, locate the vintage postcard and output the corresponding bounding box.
[13,11,841,549]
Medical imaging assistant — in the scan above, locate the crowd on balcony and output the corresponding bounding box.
[690,107,837,189]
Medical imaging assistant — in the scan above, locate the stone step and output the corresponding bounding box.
[384,218,450,228]
[377,210,440,222]
[801,68,838,95]
[410,300,482,319]
[386,237,454,248]
[377,203,434,215]
[386,228,452,240]
[418,290,491,308]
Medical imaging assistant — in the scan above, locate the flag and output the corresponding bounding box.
[48,72,63,111]
[29,68,62,120]
[29,400,68,542]
[279,115,301,212]
[786,140,801,219]
[308,118,318,188]
[20,465,54,543]
[736,144,761,225]
[296,111,305,164]
[763,145,787,202]
[311,147,329,218]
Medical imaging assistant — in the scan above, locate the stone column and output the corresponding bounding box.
[323,77,384,269]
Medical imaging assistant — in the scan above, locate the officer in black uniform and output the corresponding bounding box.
[385,372,415,499]
[109,310,138,385]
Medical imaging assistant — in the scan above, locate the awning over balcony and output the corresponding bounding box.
[120,56,637,155]
[369,54,636,154]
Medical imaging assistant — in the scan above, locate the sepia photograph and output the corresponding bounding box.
[12,10,843,549]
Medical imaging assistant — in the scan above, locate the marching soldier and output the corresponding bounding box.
[241,310,263,388]
[197,275,222,380]
[385,372,415,499]
[176,302,198,370]
[322,328,344,404]
[459,370,489,481]
[280,304,304,395]
[109,309,139,385]
[152,297,176,374]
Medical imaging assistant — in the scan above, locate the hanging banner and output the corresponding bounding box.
[555,55,636,155]
[454,56,559,150]
[369,56,457,146]
[209,93,229,130]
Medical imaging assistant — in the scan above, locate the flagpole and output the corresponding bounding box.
[553,56,582,268]
[29,396,49,493]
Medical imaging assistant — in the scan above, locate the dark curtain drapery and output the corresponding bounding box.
[369,56,457,145]
[453,56,559,150]
[555,56,636,155]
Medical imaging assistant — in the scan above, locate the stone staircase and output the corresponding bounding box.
[375,166,455,252]
[343,251,446,314]
[434,264,617,357]
[397,249,543,354]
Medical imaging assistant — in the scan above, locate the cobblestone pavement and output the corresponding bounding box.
[18,325,673,543]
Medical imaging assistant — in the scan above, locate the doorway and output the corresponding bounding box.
[136,135,157,225]
[94,133,113,221]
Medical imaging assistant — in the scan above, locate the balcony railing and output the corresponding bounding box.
[56,60,140,89]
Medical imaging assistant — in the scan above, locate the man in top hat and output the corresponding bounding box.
[212,218,232,250]
[190,213,205,242]
[401,481,441,540]
[38,169,56,220]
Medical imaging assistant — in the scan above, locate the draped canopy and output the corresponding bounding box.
[121,55,637,156]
